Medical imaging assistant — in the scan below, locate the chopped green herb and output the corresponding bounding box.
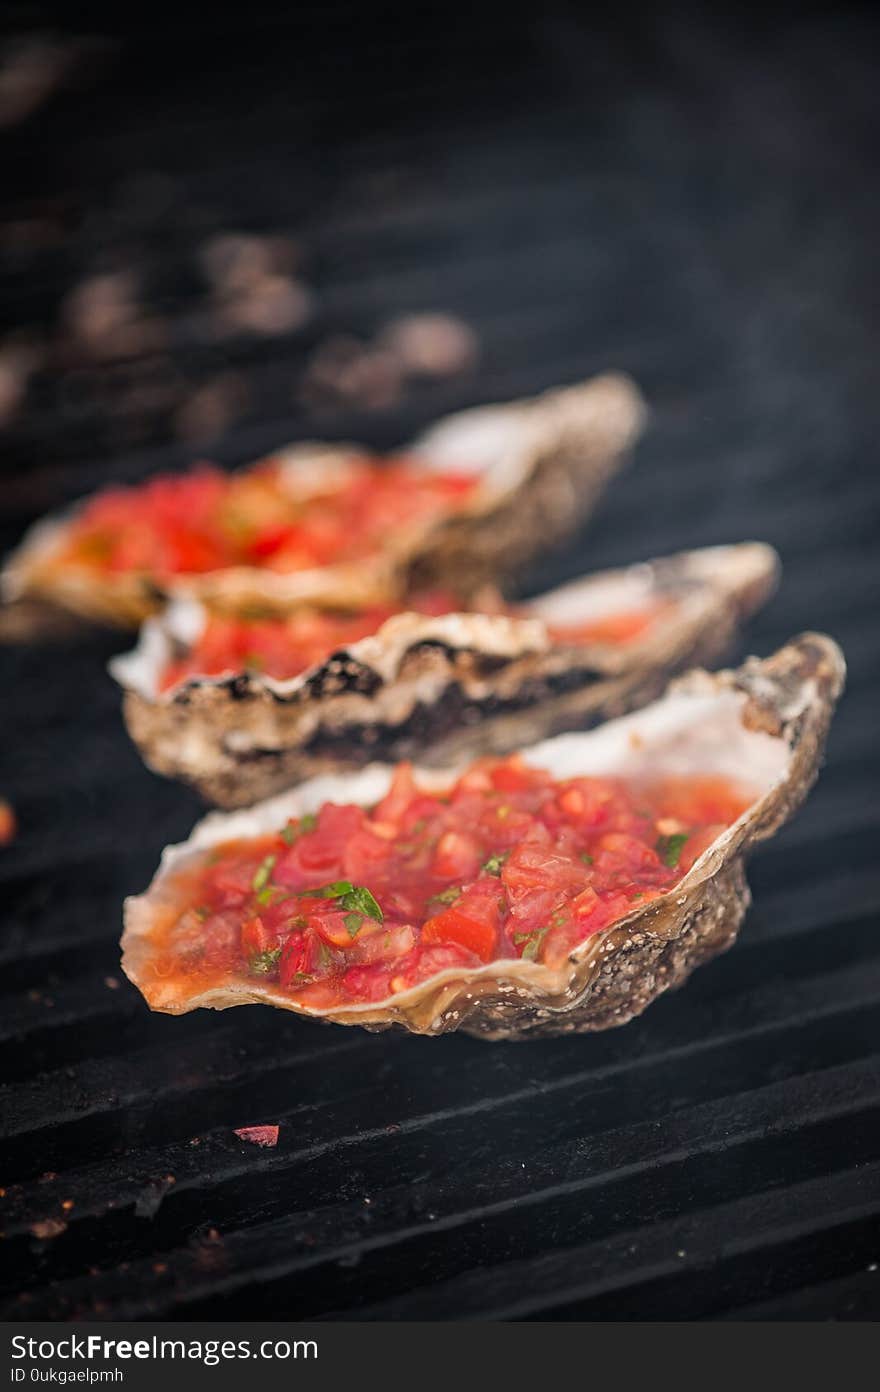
[280,812,316,846]
[249,946,281,975]
[252,853,276,894]
[300,879,353,899]
[344,912,363,939]
[481,851,509,876]
[579,852,594,865]
[514,924,551,961]
[341,885,383,922]
[300,880,383,922]
[194,904,212,920]
[256,884,285,907]
[656,832,689,868]
[293,971,314,984]
[428,885,462,908]
[316,940,333,969]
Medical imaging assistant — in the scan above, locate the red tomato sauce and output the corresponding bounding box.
[58,458,477,579]
[157,593,677,691]
[150,757,753,1009]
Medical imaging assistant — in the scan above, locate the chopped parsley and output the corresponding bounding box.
[481,851,509,876]
[344,912,364,938]
[428,885,462,908]
[579,852,594,865]
[194,904,212,920]
[280,812,316,846]
[256,883,285,908]
[656,832,689,868]
[249,946,281,975]
[300,880,383,922]
[513,924,552,961]
[252,854,276,894]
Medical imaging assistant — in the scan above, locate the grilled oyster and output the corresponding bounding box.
[2,373,644,631]
[110,542,779,808]
[121,632,844,1040]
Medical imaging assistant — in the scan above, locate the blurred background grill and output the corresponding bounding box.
[1,2,879,1320]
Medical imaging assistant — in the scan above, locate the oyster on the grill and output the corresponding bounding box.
[121,633,844,1039]
[110,541,779,808]
[2,373,644,631]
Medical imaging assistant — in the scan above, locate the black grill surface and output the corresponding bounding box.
[1,4,879,1320]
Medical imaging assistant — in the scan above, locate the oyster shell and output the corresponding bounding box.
[2,373,644,630]
[111,542,779,808]
[121,632,844,1040]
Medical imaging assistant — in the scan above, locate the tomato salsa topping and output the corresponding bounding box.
[58,458,478,579]
[158,590,464,691]
[157,592,678,691]
[152,756,753,1010]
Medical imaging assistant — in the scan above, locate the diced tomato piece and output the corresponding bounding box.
[234,1125,279,1147]
[340,963,396,1003]
[502,843,591,925]
[394,942,478,990]
[592,832,664,881]
[308,909,383,950]
[160,527,224,575]
[278,930,313,988]
[554,779,616,828]
[422,881,502,962]
[205,847,266,904]
[357,923,416,964]
[240,915,273,958]
[489,757,540,793]
[343,827,395,882]
[570,885,600,919]
[430,830,482,880]
[247,525,295,559]
[373,763,417,827]
[275,803,365,885]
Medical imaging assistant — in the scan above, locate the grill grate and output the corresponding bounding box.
[1,4,879,1320]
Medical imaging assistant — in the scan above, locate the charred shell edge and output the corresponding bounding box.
[121,632,845,1039]
[110,542,780,809]
[1,372,646,629]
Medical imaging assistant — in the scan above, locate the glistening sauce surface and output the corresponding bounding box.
[146,756,753,1010]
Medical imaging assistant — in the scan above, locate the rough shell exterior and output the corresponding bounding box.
[1,372,645,631]
[121,632,845,1040]
[112,542,779,808]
